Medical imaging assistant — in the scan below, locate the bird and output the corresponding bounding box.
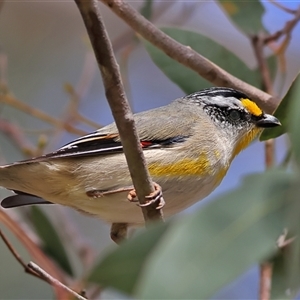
[0,87,280,236]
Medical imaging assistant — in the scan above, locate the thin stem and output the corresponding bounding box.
[264,6,300,44]
[100,0,277,114]
[74,0,164,223]
[251,33,273,95]
[259,262,273,300]
[28,262,87,300]
[0,94,86,136]
[0,229,43,280]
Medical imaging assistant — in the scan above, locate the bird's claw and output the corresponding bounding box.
[127,182,165,210]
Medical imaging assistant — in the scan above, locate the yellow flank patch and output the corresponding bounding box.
[241,98,262,116]
[148,153,211,177]
[233,127,261,158]
[215,167,229,185]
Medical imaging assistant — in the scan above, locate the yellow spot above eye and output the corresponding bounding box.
[241,98,262,116]
[148,153,211,177]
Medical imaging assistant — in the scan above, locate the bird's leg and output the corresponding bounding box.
[127,182,165,210]
[86,187,133,198]
[110,223,128,244]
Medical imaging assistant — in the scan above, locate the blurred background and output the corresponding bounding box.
[0,1,299,298]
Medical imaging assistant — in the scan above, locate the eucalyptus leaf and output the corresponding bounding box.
[30,206,73,276]
[287,76,300,167]
[88,170,294,299]
[270,248,297,299]
[218,0,265,34]
[260,74,300,141]
[143,28,275,94]
[88,222,171,294]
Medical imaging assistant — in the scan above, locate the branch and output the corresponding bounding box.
[0,94,87,136]
[1,225,88,299]
[264,5,300,44]
[251,33,273,95]
[259,262,273,300]
[28,262,87,300]
[0,210,69,298]
[0,229,43,280]
[251,31,275,300]
[74,0,164,222]
[0,119,36,156]
[100,0,277,114]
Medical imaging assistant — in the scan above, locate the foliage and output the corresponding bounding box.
[1,0,300,299]
[143,27,276,93]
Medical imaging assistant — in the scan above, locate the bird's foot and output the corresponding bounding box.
[127,182,165,210]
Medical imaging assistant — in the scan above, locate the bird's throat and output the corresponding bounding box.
[233,127,261,159]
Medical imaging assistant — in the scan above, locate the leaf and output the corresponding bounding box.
[260,74,300,141]
[218,0,265,34]
[89,222,171,294]
[287,75,300,167]
[285,75,300,166]
[143,28,275,94]
[271,250,292,299]
[30,206,73,276]
[88,170,294,299]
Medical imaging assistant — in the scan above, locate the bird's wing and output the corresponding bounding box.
[11,106,195,165]
[10,132,189,166]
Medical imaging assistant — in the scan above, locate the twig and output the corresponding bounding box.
[265,140,275,168]
[74,0,164,223]
[251,23,277,300]
[269,0,297,15]
[264,6,300,44]
[64,83,102,129]
[259,262,273,300]
[251,33,273,95]
[100,0,277,114]
[260,141,274,300]
[0,94,87,136]
[28,262,87,300]
[0,119,36,156]
[111,1,172,52]
[0,229,44,281]
[0,210,68,298]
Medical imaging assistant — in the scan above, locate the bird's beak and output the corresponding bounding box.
[256,114,281,128]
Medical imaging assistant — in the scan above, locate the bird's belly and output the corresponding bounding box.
[56,175,220,225]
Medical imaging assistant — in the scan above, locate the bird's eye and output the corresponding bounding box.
[229,110,241,121]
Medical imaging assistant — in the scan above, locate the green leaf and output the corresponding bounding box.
[143,28,275,94]
[288,75,300,167]
[88,170,294,299]
[218,0,265,34]
[271,233,300,299]
[88,222,171,294]
[139,0,153,20]
[30,206,73,276]
[260,74,300,141]
[271,250,292,299]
